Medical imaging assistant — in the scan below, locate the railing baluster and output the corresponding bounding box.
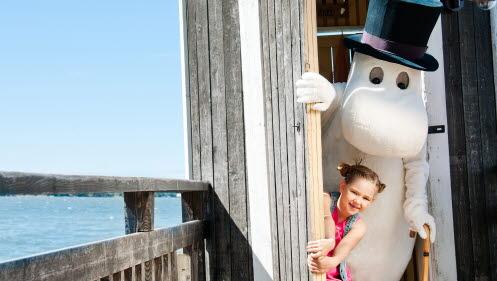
[154,257,162,281]
[170,252,178,281]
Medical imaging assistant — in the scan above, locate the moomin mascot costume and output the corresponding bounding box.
[297,0,442,280]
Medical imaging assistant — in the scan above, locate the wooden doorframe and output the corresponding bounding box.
[422,18,458,281]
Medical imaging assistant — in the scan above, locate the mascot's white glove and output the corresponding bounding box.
[402,145,436,242]
[295,72,338,112]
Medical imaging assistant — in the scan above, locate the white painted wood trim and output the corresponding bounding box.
[179,0,192,180]
[238,1,274,280]
[422,18,458,281]
[490,8,497,116]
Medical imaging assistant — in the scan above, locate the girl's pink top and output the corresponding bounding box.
[325,207,357,281]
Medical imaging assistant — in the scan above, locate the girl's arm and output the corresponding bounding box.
[306,193,335,258]
[329,219,367,264]
[308,220,366,273]
[323,193,335,240]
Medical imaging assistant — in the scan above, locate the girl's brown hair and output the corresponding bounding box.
[337,161,386,193]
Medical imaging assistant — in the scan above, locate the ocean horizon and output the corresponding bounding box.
[0,195,182,262]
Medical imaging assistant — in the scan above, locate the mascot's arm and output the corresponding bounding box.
[295,73,344,126]
[321,82,345,129]
[402,144,436,242]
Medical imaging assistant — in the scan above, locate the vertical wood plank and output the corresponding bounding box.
[182,191,207,281]
[124,267,132,281]
[223,0,251,280]
[473,8,497,281]
[124,192,154,234]
[260,0,282,278]
[136,263,143,281]
[283,0,301,279]
[171,252,178,281]
[458,4,491,281]
[124,191,154,281]
[304,0,325,281]
[196,0,214,185]
[187,0,202,181]
[441,9,474,281]
[209,0,230,279]
[268,0,286,278]
[275,0,293,279]
[292,0,309,280]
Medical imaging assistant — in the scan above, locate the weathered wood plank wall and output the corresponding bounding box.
[184,0,252,280]
[260,0,309,280]
[442,3,497,281]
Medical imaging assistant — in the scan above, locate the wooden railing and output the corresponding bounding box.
[0,171,211,281]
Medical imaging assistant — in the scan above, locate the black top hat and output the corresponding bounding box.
[344,0,443,71]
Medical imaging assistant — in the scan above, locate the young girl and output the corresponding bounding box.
[306,161,386,281]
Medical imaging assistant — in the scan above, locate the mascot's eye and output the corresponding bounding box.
[396,72,409,90]
[369,67,384,85]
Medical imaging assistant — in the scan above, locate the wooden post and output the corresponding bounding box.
[182,191,208,281]
[304,0,325,280]
[124,191,154,281]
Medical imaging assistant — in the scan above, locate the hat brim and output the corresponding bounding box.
[344,34,439,72]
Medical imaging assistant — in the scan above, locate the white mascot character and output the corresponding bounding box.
[297,0,442,280]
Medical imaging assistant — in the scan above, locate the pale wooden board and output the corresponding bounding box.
[423,19,458,281]
[208,0,230,279]
[224,0,251,279]
[196,0,213,185]
[0,221,205,281]
[0,172,208,195]
[186,0,201,181]
[292,0,309,279]
[268,0,287,277]
[304,0,325,280]
[259,0,281,278]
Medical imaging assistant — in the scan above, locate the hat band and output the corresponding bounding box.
[361,32,427,60]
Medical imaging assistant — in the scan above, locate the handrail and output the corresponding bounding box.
[0,220,205,281]
[0,171,210,195]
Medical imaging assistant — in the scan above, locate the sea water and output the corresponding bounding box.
[0,195,181,262]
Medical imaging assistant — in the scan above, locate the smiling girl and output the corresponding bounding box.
[307,162,386,281]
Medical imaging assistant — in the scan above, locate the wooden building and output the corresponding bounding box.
[0,1,495,281]
[180,0,497,280]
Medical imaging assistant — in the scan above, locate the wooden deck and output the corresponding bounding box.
[0,172,210,281]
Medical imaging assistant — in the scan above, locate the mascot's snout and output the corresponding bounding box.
[341,53,428,158]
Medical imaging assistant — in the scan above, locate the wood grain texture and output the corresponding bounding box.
[0,221,205,281]
[304,0,325,280]
[124,192,154,234]
[187,0,201,181]
[473,7,497,281]
[0,172,209,195]
[458,4,490,280]
[441,9,473,281]
[208,0,230,279]
[259,0,281,278]
[442,5,497,281]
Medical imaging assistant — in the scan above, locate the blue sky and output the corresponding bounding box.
[0,1,185,178]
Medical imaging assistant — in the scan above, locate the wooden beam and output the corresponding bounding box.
[0,221,205,281]
[304,0,325,280]
[124,192,154,234]
[0,171,209,195]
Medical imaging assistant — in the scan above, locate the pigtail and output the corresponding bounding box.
[377,182,386,193]
[337,162,351,178]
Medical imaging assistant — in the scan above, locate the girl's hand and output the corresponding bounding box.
[307,255,339,273]
[306,238,335,258]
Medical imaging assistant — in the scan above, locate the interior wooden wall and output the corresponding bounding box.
[441,3,497,281]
